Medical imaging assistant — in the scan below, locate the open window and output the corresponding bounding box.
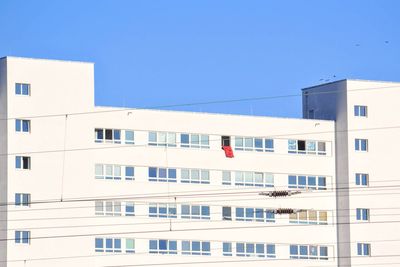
[221,136,231,147]
[297,140,306,153]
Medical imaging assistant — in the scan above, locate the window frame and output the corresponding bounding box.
[148,167,177,182]
[15,83,30,96]
[149,203,177,218]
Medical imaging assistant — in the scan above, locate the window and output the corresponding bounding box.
[181,205,210,220]
[148,167,177,182]
[94,128,121,143]
[149,239,177,254]
[289,210,328,225]
[234,137,274,152]
[181,133,210,149]
[221,136,231,146]
[357,243,370,256]
[223,242,232,256]
[290,244,328,260]
[95,238,122,253]
[95,201,121,216]
[233,171,274,187]
[15,156,30,169]
[182,241,211,255]
[355,139,368,151]
[125,166,135,180]
[288,175,327,190]
[181,169,210,184]
[354,105,367,117]
[149,203,177,218]
[148,132,176,147]
[236,242,275,258]
[15,119,30,133]
[356,208,369,221]
[235,207,275,223]
[125,130,135,144]
[126,239,135,253]
[222,171,231,185]
[15,231,30,244]
[94,164,122,180]
[15,83,30,96]
[15,193,30,206]
[355,173,368,186]
[288,140,326,155]
[125,202,135,216]
[222,207,232,220]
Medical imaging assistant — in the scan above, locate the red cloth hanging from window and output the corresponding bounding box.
[222,146,234,158]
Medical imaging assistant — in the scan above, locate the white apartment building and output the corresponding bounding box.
[0,56,398,267]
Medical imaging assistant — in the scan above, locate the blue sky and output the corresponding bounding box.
[1,0,399,117]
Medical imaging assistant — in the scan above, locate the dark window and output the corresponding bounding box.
[222,136,231,146]
[105,129,113,140]
[222,207,232,220]
[297,140,306,151]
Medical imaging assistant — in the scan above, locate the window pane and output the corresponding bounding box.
[149,167,157,178]
[149,132,157,143]
[181,134,189,144]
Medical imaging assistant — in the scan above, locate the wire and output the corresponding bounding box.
[4,84,400,121]
[3,219,400,243]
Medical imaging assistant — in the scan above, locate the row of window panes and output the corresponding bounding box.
[288,140,326,155]
[96,166,329,191]
[223,242,275,258]
[222,171,274,187]
[234,207,275,223]
[95,238,135,253]
[181,169,210,184]
[234,137,274,152]
[95,164,134,180]
[95,201,135,216]
[148,167,177,182]
[94,128,331,157]
[289,210,328,225]
[95,128,134,144]
[181,133,210,148]
[290,245,328,260]
[288,175,327,190]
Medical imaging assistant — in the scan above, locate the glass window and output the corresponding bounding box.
[356,173,368,186]
[126,239,135,253]
[181,134,189,146]
[16,83,30,95]
[125,130,134,144]
[265,139,274,152]
[222,171,231,185]
[223,242,232,256]
[222,207,232,220]
[125,202,135,216]
[290,245,299,258]
[95,238,104,252]
[288,175,297,188]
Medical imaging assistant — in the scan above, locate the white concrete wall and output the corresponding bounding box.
[304,79,400,267]
[2,57,338,267]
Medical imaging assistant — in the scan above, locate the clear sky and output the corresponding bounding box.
[1,0,399,118]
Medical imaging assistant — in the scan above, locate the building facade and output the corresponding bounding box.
[0,56,397,267]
